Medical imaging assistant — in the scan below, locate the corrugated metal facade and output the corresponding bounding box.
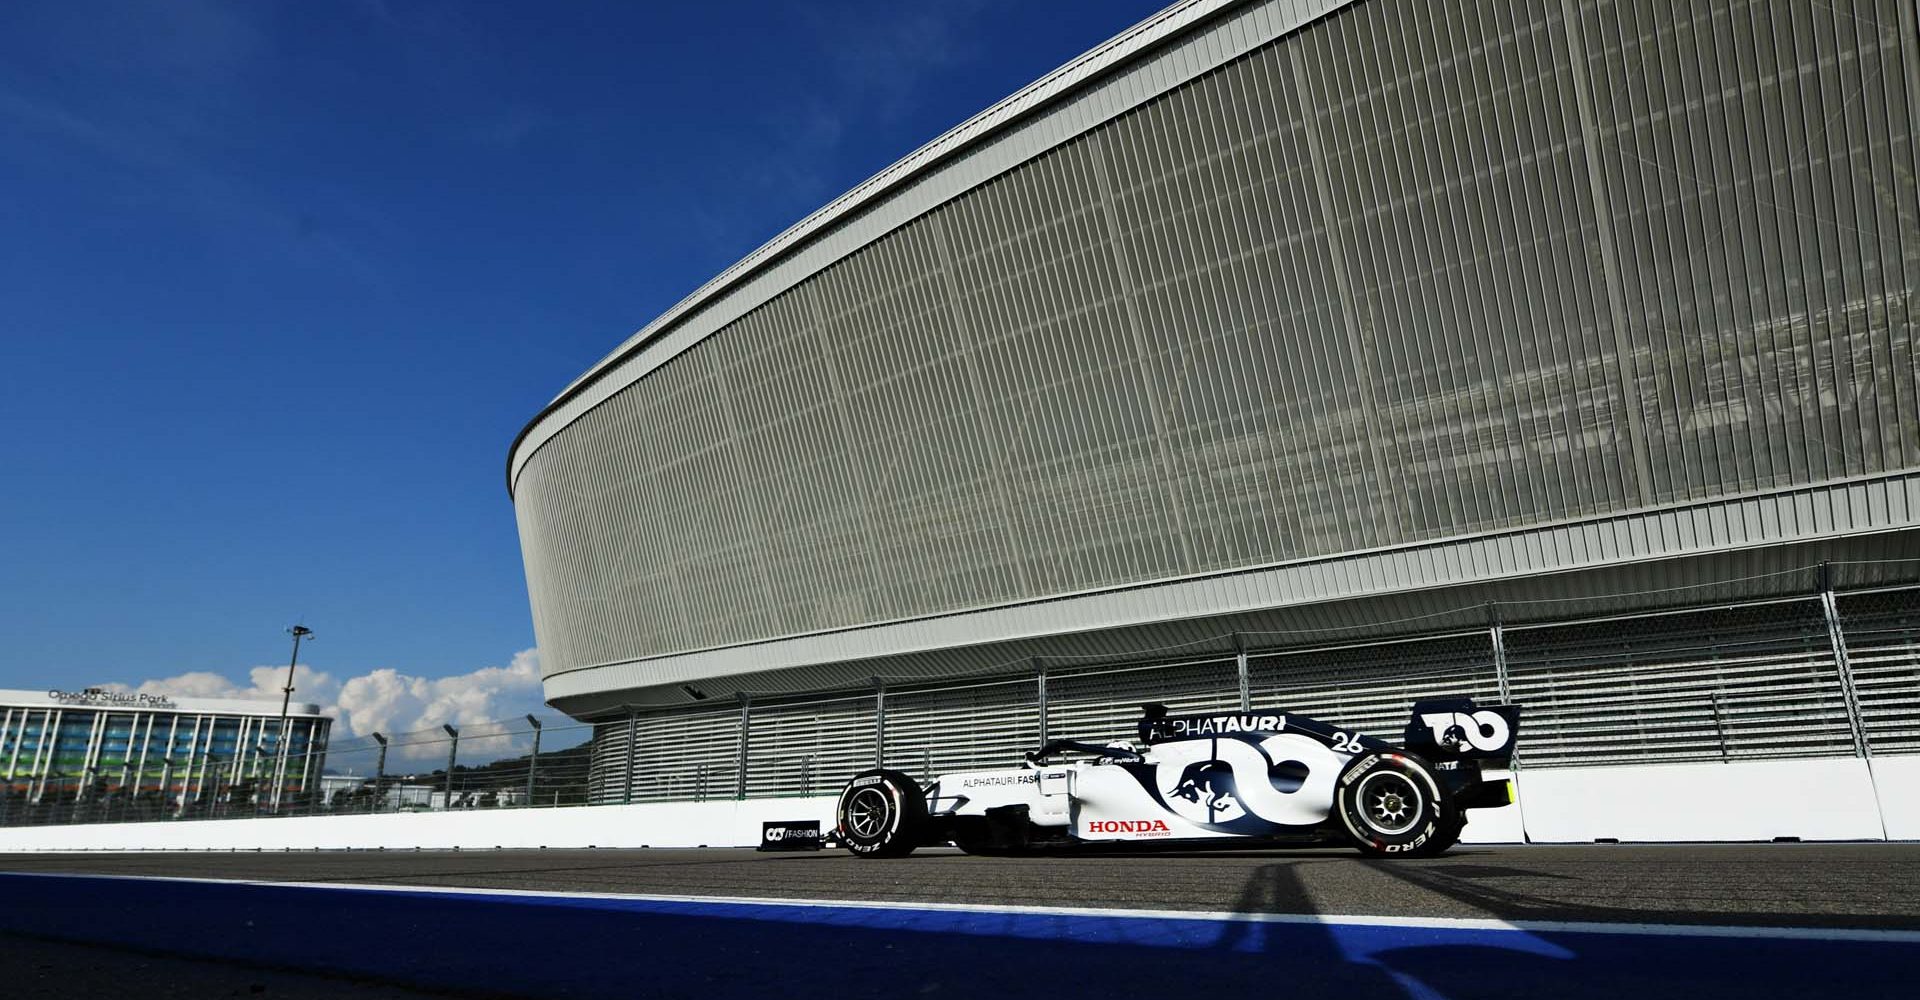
[515,0,1920,705]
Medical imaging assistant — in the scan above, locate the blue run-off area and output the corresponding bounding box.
[0,873,1913,999]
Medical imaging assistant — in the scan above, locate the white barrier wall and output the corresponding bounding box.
[1476,758,1889,843]
[0,758,1910,853]
[1870,756,1920,841]
[0,796,839,853]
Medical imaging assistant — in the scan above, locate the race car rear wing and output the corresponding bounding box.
[1402,697,1521,763]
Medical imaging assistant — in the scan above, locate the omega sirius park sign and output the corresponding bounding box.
[47,687,176,709]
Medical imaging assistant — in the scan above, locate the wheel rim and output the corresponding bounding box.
[847,786,893,839]
[1355,771,1423,836]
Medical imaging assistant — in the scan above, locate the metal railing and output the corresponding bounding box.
[586,566,1920,803]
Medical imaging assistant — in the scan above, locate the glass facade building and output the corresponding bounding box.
[503,1,1920,802]
[0,689,330,820]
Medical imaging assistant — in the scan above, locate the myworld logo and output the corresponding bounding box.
[47,688,175,709]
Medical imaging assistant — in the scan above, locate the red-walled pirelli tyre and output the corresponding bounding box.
[836,768,927,858]
[1335,753,1460,858]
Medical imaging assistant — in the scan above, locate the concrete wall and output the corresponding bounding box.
[0,758,1910,853]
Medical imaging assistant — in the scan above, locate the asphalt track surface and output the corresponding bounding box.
[4,842,1917,929]
[3,845,1917,999]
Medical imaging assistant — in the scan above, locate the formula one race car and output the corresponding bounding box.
[834,698,1519,858]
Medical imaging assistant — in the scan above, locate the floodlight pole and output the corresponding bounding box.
[371,733,388,813]
[274,625,314,813]
[442,724,459,807]
[524,715,542,807]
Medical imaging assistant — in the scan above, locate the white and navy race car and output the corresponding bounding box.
[834,698,1518,858]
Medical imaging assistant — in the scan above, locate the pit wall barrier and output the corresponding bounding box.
[0,757,1912,852]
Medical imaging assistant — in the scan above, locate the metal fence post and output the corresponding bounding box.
[1487,602,1512,705]
[1488,601,1531,844]
[872,677,886,767]
[623,707,638,805]
[1817,562,1871,758]
[735,694,750,800]
[1234,632,1251,712]
[1035,659,1048,746]
[1710,692,1730,761]
[525,714,542,807]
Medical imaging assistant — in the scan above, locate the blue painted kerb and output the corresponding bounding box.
[0,873,1911,999]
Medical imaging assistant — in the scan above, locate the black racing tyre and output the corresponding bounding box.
[836,768,927,858]
[1334,753,1459,858]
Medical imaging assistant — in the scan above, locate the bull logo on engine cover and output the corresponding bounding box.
[1168,760,1241,820]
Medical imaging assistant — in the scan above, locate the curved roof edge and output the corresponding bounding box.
[506,0,1356,495]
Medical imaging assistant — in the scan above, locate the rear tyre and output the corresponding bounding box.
[836,768,927,858]
[1335,754,1458,858]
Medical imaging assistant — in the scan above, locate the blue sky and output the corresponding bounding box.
[0,0,1167,738]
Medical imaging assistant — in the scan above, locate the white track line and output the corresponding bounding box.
[10,870,1920,945]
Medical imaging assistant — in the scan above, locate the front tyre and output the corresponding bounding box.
[836,768,927,858]
[1335,753,1459,858]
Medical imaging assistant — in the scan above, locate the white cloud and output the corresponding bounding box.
[335,649,543,740]
[108,648,550,768]
[114,664,341,709]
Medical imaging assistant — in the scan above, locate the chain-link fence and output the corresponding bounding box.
[0,714,594,829]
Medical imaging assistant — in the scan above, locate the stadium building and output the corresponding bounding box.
[507,0,1920,807]
[0,688,330,820]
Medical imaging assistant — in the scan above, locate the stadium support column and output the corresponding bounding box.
[872,677,886,768]
[1234,633,1250,713]
[735,694,750,800]
[1818,562,1870,758]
